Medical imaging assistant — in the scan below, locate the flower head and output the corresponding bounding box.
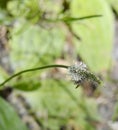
[68,62,101,88]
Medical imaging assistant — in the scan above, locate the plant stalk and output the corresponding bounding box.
[0,65,69,87]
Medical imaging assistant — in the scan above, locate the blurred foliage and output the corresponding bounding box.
[0,97,28,130]
[13,77,41,91]
[0,0,10,9]
[7,0,41,23]
[22,79,100,130]
[107,0,118,15]
[0,66,9,83]
[71,0,114,72]
[10,24,65,70]
[112,102,118,121]
[0,0,115,130]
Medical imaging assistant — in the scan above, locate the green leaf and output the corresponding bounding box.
[10,23,65,71]
[0,97,28,130]
[13,77,41,91]
[71,0,114,72]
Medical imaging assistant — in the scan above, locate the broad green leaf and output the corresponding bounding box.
[10,22,65,71]
[71,0,114,72]
[0,97,28,130]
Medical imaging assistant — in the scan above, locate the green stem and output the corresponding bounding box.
[0,65,69,87]
[44,14,102,22]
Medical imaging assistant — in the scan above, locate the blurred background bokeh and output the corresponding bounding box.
[0,0,118,130]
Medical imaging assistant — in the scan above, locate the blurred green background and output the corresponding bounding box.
[0,0,118,130]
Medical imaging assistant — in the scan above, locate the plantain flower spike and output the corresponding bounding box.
[68,62,101,88]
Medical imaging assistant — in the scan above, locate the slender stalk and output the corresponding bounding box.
[0,65,69,87]
[44,14,102,22]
